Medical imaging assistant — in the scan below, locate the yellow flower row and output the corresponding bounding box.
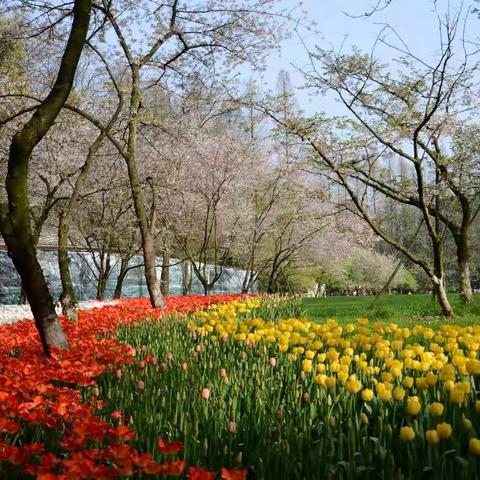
[188,299,480,452]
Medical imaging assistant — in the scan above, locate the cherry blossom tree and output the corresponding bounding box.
[61,0,296,306]
[268,11,480,315]
[167,127,250,295]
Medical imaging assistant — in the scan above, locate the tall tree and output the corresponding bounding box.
[59,0,293,307]
[272,12,480,315]
[0,0,92,354]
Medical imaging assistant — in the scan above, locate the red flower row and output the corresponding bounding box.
[0,295,249,479]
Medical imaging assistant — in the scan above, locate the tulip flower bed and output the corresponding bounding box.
[0,294,246,480]
[3,293,480,479]
[98,296,480,479]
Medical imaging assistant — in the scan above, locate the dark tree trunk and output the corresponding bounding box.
[267,257,279,294]
[96,254,111,300]
[125,64,164,308]
[241,258,256,294]
[458,258,472,303]
[18,198,55,306]
[456,232,472,303]
[203,283,212,297]
[267,274,277,294]
[18,288,27,305]
[0,0,91,355]
[96,273,107,300]
[113,257,130,298]
[160,250,170,296]
[182,262,192,295]
[241,271,249,294]
[58,213,77,321]
[191,260,221,297]
[1,224,68,351]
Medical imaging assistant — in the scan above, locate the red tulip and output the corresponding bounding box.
[157,438,183,455]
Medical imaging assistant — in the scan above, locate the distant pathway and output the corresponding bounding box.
[0,299,119,325]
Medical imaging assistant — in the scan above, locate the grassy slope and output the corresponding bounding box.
[301,293,480,327]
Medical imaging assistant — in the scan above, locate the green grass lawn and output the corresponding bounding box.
[301,293,480,327]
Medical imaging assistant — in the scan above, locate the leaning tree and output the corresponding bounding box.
[0,0,92,354]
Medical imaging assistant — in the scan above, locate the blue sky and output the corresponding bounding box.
[254,0,474,115]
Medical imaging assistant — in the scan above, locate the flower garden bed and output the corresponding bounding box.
[1,294,480,479]
[0,295,245,479]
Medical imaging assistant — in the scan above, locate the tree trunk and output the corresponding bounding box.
[58,213,78,321]
[431,248,453,317]
[456,232,472,303]
[458,259,472,303]
[428,189,453,317]
[241,269,249,294]
[267,265,278,294]
[125,64,163,307]
[143,235,162,304]
[242,271,257,294]
[241,257,256,294]
[1,227,68,351]
[182,262,192,295]
[203,283,212,297]
[267,279,276,294]
[18,288,27,305]
[435,276,453,317]
[160,250,170,296]
[18,212,50,306]
[96,273,107,300]
[114,257,130,298]
[0,0,91,355]
[96,254,111,300]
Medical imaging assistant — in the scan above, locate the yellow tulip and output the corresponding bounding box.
[325,376,336,388]
[378,389,392,402]
[462,417,472,430]
[436,422,452,440]
[469,438,480,456]
[301,359,313,374]
[425,430,440,444]
[466,359,480,374]
[428,402,444,417]
[346,378,362,394]
[392,387,405,401]
[406,396,421,416]
[381,372,392,383]
[316,363,326,373]
[361,389,374,401]
[402,377,414,389]
[399,426,415,442]
[450,387,465,404]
